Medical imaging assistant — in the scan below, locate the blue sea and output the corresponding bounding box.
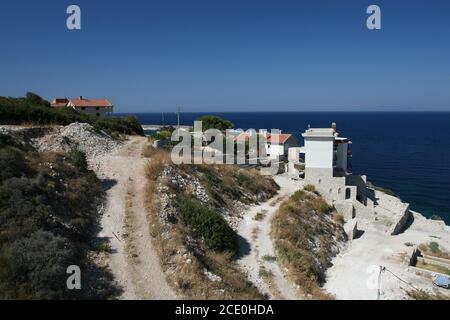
[122,112,450,224]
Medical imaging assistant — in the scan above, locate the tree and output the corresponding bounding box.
[25,92,50,107]
[196,115,234,131]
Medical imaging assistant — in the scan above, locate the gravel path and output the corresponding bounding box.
[94,136,178,299]
[236,174,304,299]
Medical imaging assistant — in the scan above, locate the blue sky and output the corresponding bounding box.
[1,0,450,112]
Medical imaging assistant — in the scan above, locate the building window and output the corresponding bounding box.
[96,113,100,117]
[345,188,351,200]
[96,107,100,110]
[81,107,85,110]
[318,179,321,184]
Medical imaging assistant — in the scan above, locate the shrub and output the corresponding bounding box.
[196,115,234,131]
[262,255,277,262]
[175,195,237,253]
[68,149,88,172]
[429,242,440,253]
[96,241,112,253]
[304,184,316,192]
[430,214,443,221]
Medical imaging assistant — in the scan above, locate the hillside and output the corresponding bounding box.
[0,131,119,299]
[145,149,279,299]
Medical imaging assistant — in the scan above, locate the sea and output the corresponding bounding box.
[120,112,450,225]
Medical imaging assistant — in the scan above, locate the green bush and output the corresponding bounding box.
[429,242,440,253]
[174,195,237,252]
[68,149,88,172]
[196,115,234,131]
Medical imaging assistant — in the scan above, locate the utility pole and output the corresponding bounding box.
[177,106,181,129]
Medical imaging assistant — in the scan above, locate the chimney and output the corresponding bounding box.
[331,122,337,131]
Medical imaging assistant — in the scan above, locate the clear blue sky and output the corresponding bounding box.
[1,0,450,112]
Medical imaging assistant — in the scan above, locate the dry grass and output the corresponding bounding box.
[142,144,158,158]
[254,210,267,221]
[192,164,279,206]
[419,242,450,260]
[407,289,450,300]
[416,260,450,275]
[271,190,346,300]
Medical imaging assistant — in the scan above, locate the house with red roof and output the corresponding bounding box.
[50,96,113,116]
[234,129,298,160]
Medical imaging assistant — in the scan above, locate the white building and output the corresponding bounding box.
[289,123,370,220]
[235,130,298,160]
[288,123,414,237]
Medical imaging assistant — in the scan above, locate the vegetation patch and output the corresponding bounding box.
[430,214,443,221]
[419,242,450,260]
[272,190,346,299]
[0,133,118,299]
[174,196,237,253]
[254,211,267,221]
[262,255,277,262]
[406,289,450,300]
[258,266,273,279]
[194,164,279,206]
[415,260,450,275]
[196,115,234,131]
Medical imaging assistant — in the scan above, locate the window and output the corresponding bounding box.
[96,113,100,117]
[81,107,85,110]
[96,107,100,110]
[345,188,351,200]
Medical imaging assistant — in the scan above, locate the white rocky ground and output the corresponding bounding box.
[34,123,122,162]
[324,190,450,300]
[236,174,305,299]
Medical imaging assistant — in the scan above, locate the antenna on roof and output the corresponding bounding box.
[177,106,181,129]
[308,124,311,129]
[162,112,165,126]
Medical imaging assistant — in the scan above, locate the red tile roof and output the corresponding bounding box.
[267,134,292,144]
[51,97,113,108]
[68,98,112,108]
[235,132,292,144]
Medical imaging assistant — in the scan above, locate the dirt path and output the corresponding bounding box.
[236,174,304,299]
[95,136,178,299]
